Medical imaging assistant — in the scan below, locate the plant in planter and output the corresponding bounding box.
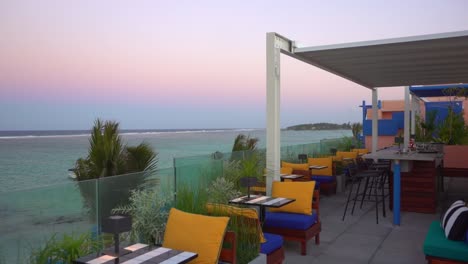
[206,177,242,204]
[29,232,101,264]
[112,188,172,245]
[337,136,354,151]
[351,122,363,148]
[415,111,437,142]
[434,106,468,145]
[177,180,261,264]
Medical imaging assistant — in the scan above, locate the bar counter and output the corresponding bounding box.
[363,147,443,225]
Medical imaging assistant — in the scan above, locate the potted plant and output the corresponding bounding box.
[112,188,172,245]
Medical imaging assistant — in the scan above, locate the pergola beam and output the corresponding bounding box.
[266,33,293,195]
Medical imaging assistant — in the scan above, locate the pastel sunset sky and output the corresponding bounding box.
[1,0,467,130]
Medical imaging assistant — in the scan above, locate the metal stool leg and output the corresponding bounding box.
[342,179,355,221]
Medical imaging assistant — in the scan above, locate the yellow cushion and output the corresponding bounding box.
[163,208,229,264]
[332,155,343,161]
[307,157,333,176]
[205,203,266,243]
[280,167,293,174]
[281,161,309,171]
[352,148,369,155]
[269,181,315,215]
[250,186,266,193]
[336,151,358,160]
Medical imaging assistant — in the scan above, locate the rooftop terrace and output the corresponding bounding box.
[282,177,468,264]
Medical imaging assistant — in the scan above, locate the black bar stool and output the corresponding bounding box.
[342,162,387,224]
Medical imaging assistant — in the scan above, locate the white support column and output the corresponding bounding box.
[404,86,410,151]
[372,89,379,153]
[266,33,282,196]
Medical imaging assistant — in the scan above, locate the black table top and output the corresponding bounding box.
[74,243,197,264]
[229,195,295,208]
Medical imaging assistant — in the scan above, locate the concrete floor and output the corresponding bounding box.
[282,177,468,264]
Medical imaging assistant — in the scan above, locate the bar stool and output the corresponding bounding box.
[342,163,387,223]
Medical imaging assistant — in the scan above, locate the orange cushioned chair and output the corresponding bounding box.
[263,181,321,255]
[163,208,230,264]
[308,157,336,195]
[336,151,358,163]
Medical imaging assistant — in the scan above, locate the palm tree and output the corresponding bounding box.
[351,122,362,147]
[75,119,157,180]
[74,119,158,223]
[231,134,259,152]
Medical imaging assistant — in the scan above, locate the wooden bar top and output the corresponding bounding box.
[363,147,443,161]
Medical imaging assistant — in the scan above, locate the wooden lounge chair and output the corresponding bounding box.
[219,231,237,264]
[263,189,321,255]
[423,221,468,264]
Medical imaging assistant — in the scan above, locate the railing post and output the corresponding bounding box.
[173,157,177,203]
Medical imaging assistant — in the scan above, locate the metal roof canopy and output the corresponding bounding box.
[266,30,468,225]
[290,30,468,88]
[410,84,468,97]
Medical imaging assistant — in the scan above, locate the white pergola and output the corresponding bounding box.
[265,30,468,194]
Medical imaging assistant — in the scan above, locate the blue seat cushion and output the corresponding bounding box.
[260,233,283,255]
[264,211,318,230]
[314,181,321,189]
[311,175,335,183]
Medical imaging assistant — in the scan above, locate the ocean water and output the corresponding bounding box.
[0,128,352,262]
[0,129,352,193]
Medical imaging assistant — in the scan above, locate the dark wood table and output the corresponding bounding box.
[229,195,295,222]
[74,243,197,264]
[280,174,304,182]
[309,165,328,170]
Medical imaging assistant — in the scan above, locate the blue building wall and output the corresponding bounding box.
[425,101,463,125]
[363,111,404,136]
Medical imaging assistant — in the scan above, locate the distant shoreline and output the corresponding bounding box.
[286,123,352,131]
[0,128,262,139]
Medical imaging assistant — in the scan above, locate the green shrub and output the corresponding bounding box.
[29,233,101,264]
[112,188,172,245]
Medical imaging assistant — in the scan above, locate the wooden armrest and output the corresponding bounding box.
[312,189,320,219]
[219,231,237,264]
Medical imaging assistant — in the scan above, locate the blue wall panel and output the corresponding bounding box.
[363,119,399,136]
[425,101,463,125]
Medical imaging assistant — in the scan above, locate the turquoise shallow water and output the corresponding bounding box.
[0,128,351,262]
[0,129,351,193]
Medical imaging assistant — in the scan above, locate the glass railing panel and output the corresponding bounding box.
[0,180,96,263]
[95,171,151,227]
[174,159,223,191]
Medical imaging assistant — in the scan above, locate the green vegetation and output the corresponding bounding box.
[206,177,242,204]
[74,119,158,180]
[231,134,259,152]
[74,119,159,222]
[228,134,264,186]
[286,122,352,131]
[175,181,260,264]
[434,106,468,145]
[29,233,101,264]
[415,88,468,145]
[112,188,172,245]
[351,122,362,147]
[415,110,437,142]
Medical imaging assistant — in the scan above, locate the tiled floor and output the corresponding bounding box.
[281,177,468,264]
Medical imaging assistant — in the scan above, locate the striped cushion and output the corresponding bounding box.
[441,200,468,241]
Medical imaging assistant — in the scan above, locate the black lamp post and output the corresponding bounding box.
[102,215,132,257]
[298,154,308,163]
[240,177,258,199]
